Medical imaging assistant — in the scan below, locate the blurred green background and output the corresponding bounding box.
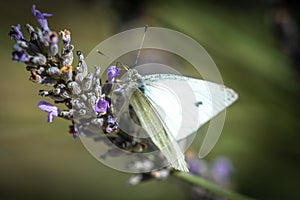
[1,0,300,199]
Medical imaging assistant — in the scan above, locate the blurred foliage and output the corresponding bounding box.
[1,0,300,199]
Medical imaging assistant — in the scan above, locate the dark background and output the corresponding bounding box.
[1,0,300,199]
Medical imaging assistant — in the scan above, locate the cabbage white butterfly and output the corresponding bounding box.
[81,27,238,173]
[111,65,238,172]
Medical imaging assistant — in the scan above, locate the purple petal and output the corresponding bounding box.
[38,101,59,113]
[107,115,115,124]
[107,66,119,82]
[43,13,53,17]
[93,98,108,113]
[188,160,201,175]
[59,30,71,45]
[32,4,51,32]
[106,126,113,133]
[9,24,24,41]
[12,47,29,63]
[69,125,79,139]
[13,44,21,51]
[38,101,59,122]
[106,116,118,133]
[211,157,233,183]
[47,113,54,123]
[48,32,58,44]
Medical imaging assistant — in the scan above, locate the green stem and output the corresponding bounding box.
[172,171,254,200]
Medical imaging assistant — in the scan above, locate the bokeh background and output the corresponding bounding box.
[1,0,300,199]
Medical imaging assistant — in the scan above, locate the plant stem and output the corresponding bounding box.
[172,171,254,200]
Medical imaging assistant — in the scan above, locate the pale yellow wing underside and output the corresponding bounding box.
[130,89,188,172]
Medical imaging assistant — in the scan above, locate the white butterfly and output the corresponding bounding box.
[117,69,238,172]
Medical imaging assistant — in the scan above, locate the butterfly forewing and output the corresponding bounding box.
[130,88,189,172]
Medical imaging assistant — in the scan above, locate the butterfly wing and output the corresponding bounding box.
[130,88,189,172]
[143,74,238,141]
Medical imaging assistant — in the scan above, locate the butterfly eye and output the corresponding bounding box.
[140,141,148,150]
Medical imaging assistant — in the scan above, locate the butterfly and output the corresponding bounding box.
[110,66,238,172]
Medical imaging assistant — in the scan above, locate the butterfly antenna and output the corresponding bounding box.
[96,50,128,71]
[134,25,148,66]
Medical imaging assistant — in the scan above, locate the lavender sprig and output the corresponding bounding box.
[9,5,146,151]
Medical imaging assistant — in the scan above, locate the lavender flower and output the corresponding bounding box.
[12,44,29,62]
[87,92,97,106]
[188,159,208,176]
[107,115,115,124]
[75,51,88,78]
[36,27,49,46]
[186,150,208,176]
[46,31,59,56]
[107,66,120,82]
[47,31,58,45]
[46,67,60,78]
[68,81,82,95]
[32,4,52,33]
[211,157,233,186]
[82,73,93,91]
[61,44,74,66]
[106,115,118,133]
[94,96,109,114]
[69,124,79,139]
[9,24,24,41]
[59,29,71,45]
[25,24,38,41]
[29,53,47,65]
[38,101,59,122]
[75,51,88,83]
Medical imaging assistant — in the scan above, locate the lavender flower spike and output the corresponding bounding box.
[38,101,59,122]
[9,24,24,41]
[32,5,52,33]
[107,66,120,82]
